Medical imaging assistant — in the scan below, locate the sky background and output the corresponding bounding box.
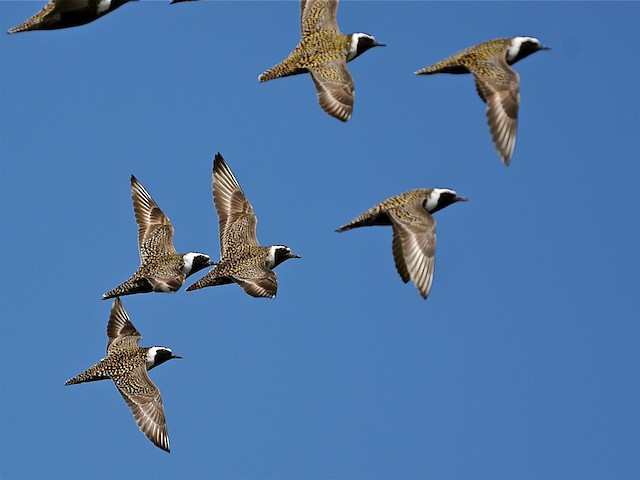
[1,1,639,479]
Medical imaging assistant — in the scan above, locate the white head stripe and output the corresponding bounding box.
[507,36,540,62]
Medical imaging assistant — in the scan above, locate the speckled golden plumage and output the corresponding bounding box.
[186,153,299,299]
[259,0,383,122]
[337,188,466,299]
[416,38,514,77]
[65,298,180,452]
[103,176,211,299]
[415,37,549,166]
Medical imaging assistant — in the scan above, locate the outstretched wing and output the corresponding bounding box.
[212,153,259,256]
[387,200,437,299]
[471,56,520,166]
[310,60,354,122]
[106,297,141,352]
[301,0,338,35]
[113,367,171,452]
[130,176,176,262]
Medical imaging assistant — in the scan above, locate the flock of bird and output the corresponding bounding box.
[9,0,549,452]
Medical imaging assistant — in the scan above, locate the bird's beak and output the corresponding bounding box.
[207,259,217,266]
[172,355,183,360]
[539,45,551,51]
[290,253,301,259]
[374,42,386,48]
[456,196,468,202]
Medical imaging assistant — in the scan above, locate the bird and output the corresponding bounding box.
[336,188,466,299]
[102,175,212,299]
[186,153,300,298]
[258,0,384,122]
[64,297,181,452]
[7,0,133,33]
[414,37,550,166]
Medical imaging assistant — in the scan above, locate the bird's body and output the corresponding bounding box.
[65,298,181,452]
[415,36,549,165]
[337,188,466,299]
[186,153,299,298]
[258,0,384,121]
[102,176,211,299]
[8,0,132,33]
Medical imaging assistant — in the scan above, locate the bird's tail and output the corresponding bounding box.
[186,271,232,292]
[258,54,308,83]
[102,277,152,300]
[64,362,110,386]
[7,12,42,34]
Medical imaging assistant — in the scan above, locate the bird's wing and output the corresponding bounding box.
[212,154,259,256]
[113,367,170,452]
[310,60,354,122]
[106,297,141,353]
[146,271,187,294]
[471,57,520,165]
[234,267,279,299]
[301,0,338,34]
[387,201,436,299]
[130,176,177,262]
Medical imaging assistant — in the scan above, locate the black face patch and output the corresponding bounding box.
[512,40,544,64]
[356,36,378,55]
[153,349,174,366]
[192,255,212,272]
[429,191,463,214]
[273,247,291,267]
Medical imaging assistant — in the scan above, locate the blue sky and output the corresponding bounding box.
[1,1,639,479]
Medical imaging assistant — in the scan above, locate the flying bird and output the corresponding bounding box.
[187,153,300,298]
[103,175,212,299]
[64,297,181,452]
[336,188,466,299]
[415,37,549,166]
[8,0,133,33]
[258,0,384,122]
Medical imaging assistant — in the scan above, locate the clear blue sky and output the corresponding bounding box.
[1,1,639,479]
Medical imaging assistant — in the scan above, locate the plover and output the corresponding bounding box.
[64,297,181,452]
[102,175,212,299]
[186,153,300,298]
[8,0,132,33]
[415,37,549,166]
[336,188,466,299]
[258,0,384,122]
